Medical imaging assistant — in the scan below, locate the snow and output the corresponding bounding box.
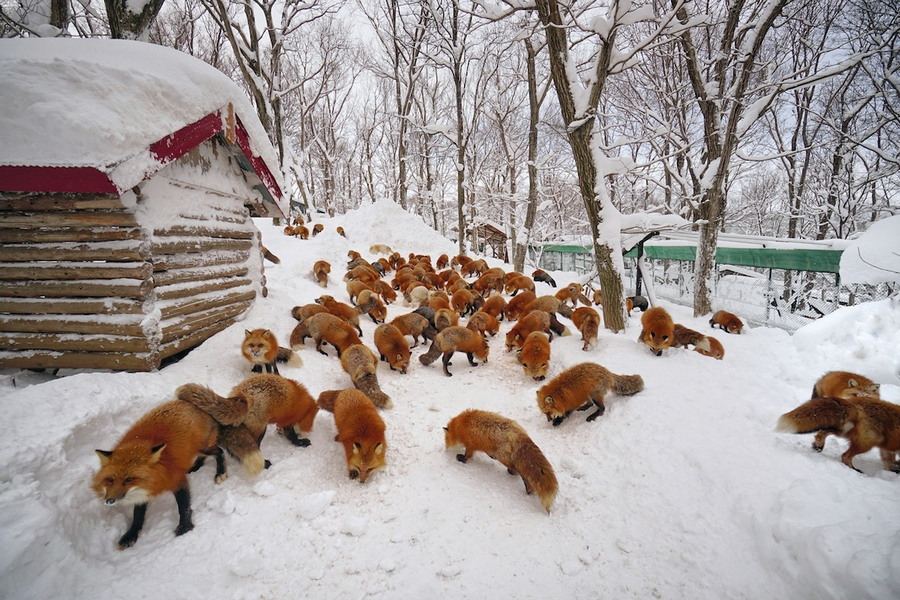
[839,214,900,285]
[1,198,899,599]
[0,39,284,207]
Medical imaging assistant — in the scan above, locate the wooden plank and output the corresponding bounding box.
[153,250,251,272]
[0,351,157,371]
[0,242,148,262]
[0,211,139,228]
[0,279,152,299]
[159,289,256,319]
[154,225,254,239]
[0,297,144,315]
[0,332,150,352]
[0,227,143,244]
[151,237,253,255]
[0,196,126,211]
[0,262,153,281]
[0,315,146,336]
[157,316,240,362]
[160,300,252,344]
[179,212,247,225]
[155,277,252,301]
[152,263,248,287]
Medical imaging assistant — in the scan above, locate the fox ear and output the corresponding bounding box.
[353,442,361,455]
[149,444,166,463]
[545,396,553,405]
[443,426,448,432]
[396,353,402,362]
[95,449,112,465]
[245,329,252,338]
[848,378,858,388]
[873,383,881,393]
[374,443,384,455]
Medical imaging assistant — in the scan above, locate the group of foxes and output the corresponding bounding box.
[92,240,897,550]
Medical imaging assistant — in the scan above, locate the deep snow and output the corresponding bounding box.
[1,199,898,600]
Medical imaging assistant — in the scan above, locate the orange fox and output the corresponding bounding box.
[444,409,558,513]
[505,310,564,352]
[434,307,459,331]
[776,395,900,473]
[671,324,713,355]
[505,275,536,296]
[315,295,364,336]
[466,310,500,338]
[532,269,557,288]
[536,362,644,426]
[374,323,411,374]
[341,343,392,408]
[389,313,437,347]
[371,280,398,304]
[312,223,324,236]
[313,260,331,288]
[518,331,550,381]
[808,371,881,452]
[554,283,590,307]
[241,328,302,374]
[336,226,346,237]
[697,336,724,360]
[571,306,600,351]
[460,258,488,277]
[419,325,489,377]
[178,375,316,472]
[480,294,507,321]
[638,306,674,356]
[346,280,373,304]
[291,303,329,322]
[92,396,249,549]
[317,389,387,482]
[709,310,743,334]
[289,312,361,357]
[520,294,573,320]
[451,288,478,316]
[356,289,387,323]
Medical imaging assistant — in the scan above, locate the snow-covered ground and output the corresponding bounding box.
[1,199,898,600]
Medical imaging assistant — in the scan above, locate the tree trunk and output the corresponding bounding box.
[105,0,166,40]
[513,36,541,274]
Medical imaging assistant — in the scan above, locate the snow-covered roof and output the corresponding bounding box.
[0,38,285,213]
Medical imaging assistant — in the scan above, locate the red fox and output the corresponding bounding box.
[436,253,449,269]
[315,295,365,336]
[346,280,373,304]
[696,335,724,360]
[520,295,573,320]
[709,310,744,334]
[434,307,459,331]
[571,306,600,351]
[341,343,392,408]
[480,294,507,321]
[291,303,329,322]
[289,312,361,357]
[554,283,590,307]
[444,409,558,513]
[532,269,557,288]
[312,223,324,237]
[374,323,411,374]
[369,243,393,255]
[503,290,537,320]
[671,324,713,354]
[419,325,489,377]
[638,306,674,356]
[92,396,249,549]
[356,289,387,323]
[336,226,346,237]
[241,328,302,374]
[451,288,478,316]
[506,310,561,352]
[505,275,536,296]
[317,389,387,483]
[466,310,500,338]
[313,260,331,288]
[178,375,317,473]
[776,395,900,473]
[518,331,550,381]
[536,362,644,426]
[808,371,881,452]
[460,258,488,277]
[472,272,503,296]
[389,313,437,347]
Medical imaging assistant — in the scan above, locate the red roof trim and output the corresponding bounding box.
[0,108,283,203]
[234,116,283,200]
[0,165,117,194]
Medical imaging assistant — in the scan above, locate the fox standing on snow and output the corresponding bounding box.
[444,409,558,513]
[317,389,387,483]
[92,395,249,549]
[537,362,644,426]
[804,370,881,452]
[241,328,302,374]
[638,306,674,356]
[419,325,489,377]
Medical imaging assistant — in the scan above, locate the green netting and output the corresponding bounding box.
[623,246,842,273]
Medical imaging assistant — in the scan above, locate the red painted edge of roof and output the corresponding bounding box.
[0,165,118,194]
[0,108,284,203]
[234,116,283,200]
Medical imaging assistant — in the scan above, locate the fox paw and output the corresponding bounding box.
[174,522,194,537]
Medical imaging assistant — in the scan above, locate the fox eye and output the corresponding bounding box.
[123,477,135,484]
[104,477,114,485]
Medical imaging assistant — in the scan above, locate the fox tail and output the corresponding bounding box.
[419,340,442,366]
[276,346,303,367]
[176,383,248,426]
[611,373,645,396]
[218,425,266,477]
[354,372,393,409]
[512,440,559,514]
[775,397,853,435]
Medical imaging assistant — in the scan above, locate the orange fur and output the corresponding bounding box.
[505,274,536,296]
[390,313,436,347]
[374,323,412,374]
[518,331,550,381]
[808,371,881,452]
[709,310,744,334]
[536,362,644,426]
[571,306,600,351]
[340,344,392,408]
[316,295,363,335]
[322,389,387,483]
[506,310,552,352]
[289,312,361,356]
[638,306,674,356]
[466,310,500,338]
[503,290,537,321]
[419,325,489,377]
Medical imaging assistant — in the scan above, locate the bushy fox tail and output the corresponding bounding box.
[218,425,266,476]
[775,397,853,434]
[354,372,393,409]
[316,390,340,412]
[556,303,573,319]
[176,383,248,426]
[512,440,558,514]
[356,294,377,315]
[612,373,644,396]
[419,340,442,366]
[276,346,303,367]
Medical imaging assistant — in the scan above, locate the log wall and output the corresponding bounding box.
[0,143,267,371]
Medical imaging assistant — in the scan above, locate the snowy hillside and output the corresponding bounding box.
[1,198,898,600]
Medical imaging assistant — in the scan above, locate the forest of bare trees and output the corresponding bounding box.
[3,0,898,323]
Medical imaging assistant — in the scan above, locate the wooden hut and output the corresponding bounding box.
[0,39,287,371]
